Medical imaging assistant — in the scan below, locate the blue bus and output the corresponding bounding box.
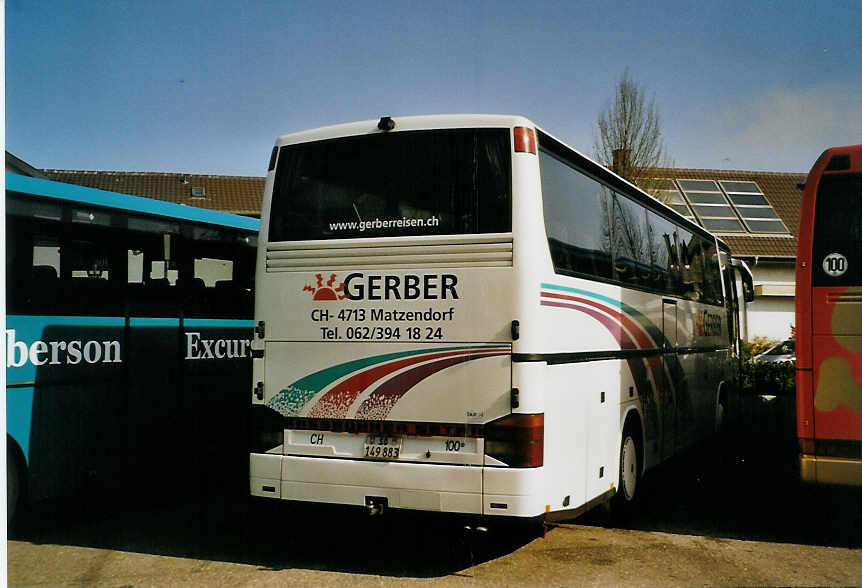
[5,173,259,525]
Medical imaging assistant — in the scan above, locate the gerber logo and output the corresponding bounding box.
[303,273,346,301]
[696,310,722,337]
[343,272,459,300]
[304,272,459,301]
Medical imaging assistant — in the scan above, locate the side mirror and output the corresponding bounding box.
[731,258,755,303]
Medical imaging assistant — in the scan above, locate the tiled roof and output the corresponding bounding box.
[40,170,265,217]
[40,166,806,258]
[653,167,805,258]
[717,235,797,258]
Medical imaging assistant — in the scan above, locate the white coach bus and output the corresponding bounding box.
[249,114,752,523]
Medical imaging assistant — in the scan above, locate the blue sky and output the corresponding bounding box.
[6,0,862,176]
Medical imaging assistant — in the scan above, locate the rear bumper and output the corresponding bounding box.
[250,453,545,518]
[800,454,862,487]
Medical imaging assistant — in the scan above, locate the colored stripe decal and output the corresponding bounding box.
[539,284,680,378]
[539,285,672,405]
[354,350,509,420]
[540,282,622,308]
[268,345,505,417]
[541,300,635,350]
[308,348,503,418]
[541,292,657,350]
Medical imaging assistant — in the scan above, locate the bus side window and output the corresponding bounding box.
[125,234,180,317]
[678,229,706,301]
[645,211,677,294]
[6,216,64,315]
[611,192,649,285]
[30,236,62,313]
[187,256,238,317]
[701,238,723,305]
[539,148,613,280]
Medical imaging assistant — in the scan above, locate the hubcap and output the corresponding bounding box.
[622,436,637,501]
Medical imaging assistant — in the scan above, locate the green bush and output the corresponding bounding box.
[740,337,796,397]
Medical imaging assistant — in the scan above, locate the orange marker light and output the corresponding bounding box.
[514,127,537,154]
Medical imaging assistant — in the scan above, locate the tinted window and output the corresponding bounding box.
[540,149,612,279]
[6,193,256,318]
[700,237,723,305]
[678,231,722,304]
[611,192,649,285]
[269,129,511,241]
[813,174,862,286]
[537,143,722,305]
[645,211,680,293]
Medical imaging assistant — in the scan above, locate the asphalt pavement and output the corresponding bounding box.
[8,394,862,586]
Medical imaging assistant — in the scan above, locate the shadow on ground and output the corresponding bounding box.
[580,393,862,549]
[12,490,539,577]
[11,393,861,576]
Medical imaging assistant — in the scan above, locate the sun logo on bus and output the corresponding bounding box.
[303,273,346,301]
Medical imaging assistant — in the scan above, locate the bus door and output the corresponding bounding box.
[661,299,678,459]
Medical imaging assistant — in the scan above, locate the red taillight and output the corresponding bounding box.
[513,127,537,154]
[484,413,544,467]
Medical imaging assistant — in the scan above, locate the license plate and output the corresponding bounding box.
[363,435,402,460]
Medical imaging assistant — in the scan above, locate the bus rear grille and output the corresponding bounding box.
[265,234,514,271]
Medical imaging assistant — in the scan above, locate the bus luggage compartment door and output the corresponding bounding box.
[264,341,512,454]
[262,341,512,512]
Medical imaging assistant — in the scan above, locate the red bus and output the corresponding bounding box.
[795,143,862,486]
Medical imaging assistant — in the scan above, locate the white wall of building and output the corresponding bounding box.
[745,260,795,342]
[747,296,794,341]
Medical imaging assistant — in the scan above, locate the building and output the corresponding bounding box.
[7,152,805,342]
[646,168,804,342]
[39,167,263,218]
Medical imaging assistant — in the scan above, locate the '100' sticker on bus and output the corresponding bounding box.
[823,253,848,277]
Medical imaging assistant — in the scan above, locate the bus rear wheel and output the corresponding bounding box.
[610,425,641,520]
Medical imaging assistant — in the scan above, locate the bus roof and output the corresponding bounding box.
[274,114,534,147]
[810,143,862,176]
[273,114,725,250]
[6,173,260,232]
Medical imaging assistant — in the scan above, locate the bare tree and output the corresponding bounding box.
[594,68,672,200]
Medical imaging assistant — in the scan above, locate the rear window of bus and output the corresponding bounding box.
[268,128,511,241]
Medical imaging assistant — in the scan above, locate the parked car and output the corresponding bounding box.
[753,339,795,364]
